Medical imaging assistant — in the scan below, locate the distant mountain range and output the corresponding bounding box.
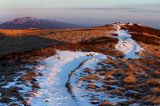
[0,17,82,29]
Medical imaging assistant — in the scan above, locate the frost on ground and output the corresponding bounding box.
[68,58,127,106]
[29,50,106,106]
[113,24,143,59]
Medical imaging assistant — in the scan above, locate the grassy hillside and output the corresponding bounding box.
[0,26,114,57]
[0,24,159,57]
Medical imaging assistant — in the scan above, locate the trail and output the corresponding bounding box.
[114,24,143,59]
[30,50,106,106]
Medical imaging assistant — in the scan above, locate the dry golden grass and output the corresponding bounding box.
[0,25,115,56]
[104,59,116,64]
[87,83,97,89]
[80,74,99,81]
[104,70,116,80]
[152,97,160,104]
[151,87,160,94]
[0,29,43,37]
[128,64,137,74]
[123,75,137,84]
[147,79,160,85]
[0,25,114,43]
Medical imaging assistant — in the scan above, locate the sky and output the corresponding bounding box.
[0,0,160,8]
[0,0,159,28]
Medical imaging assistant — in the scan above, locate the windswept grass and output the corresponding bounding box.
[0,29,43,37]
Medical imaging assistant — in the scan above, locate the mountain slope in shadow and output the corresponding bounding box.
[0,17,82,29]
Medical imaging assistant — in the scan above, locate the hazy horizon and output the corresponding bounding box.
[0,0,160,29]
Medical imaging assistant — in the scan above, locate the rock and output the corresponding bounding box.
[112,33,118,36]
[124,90,141,98]
[0,81,7,86]
[31,82,40,88]
[90,99,99,104]
[44,99,49,102]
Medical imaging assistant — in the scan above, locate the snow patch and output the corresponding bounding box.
[113,25,143,59]
[128,22,134,26]
[69,58,127,105]
[29,50,106,106]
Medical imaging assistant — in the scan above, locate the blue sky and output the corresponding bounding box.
[0,0,160,9]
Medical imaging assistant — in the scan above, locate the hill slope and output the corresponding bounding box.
[0,17,82,29]
[0,23,160,105]
[0,22,159,57]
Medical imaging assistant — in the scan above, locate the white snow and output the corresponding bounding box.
[69,58,127,106]
[128,22,134,26]
[1,75,22,89]
[113,24,143,59]
[1,82,16,89]
[29,50,107,106]
[0,72,30,106]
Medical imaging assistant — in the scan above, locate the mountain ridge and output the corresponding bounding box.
[0,17,82,29]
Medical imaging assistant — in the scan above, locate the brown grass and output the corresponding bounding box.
[123,75,137,84]
[0,25,115,57]
[131,33,160,46]
[104,70,116,80]
[147,79,160,85]
[151,87,160,94]
[87,83,97,89]
[0,29,43,37]
[80,74,99,81]
[150,97,160,104]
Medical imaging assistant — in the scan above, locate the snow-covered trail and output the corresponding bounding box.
[30,50,106,106]
[114,24,143,59]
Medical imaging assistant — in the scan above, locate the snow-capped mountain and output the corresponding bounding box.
[0,17,82,29]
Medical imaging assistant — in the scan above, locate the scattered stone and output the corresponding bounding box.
[31,82,40,88]
[90,99,99,104]
[124,90,141,98]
